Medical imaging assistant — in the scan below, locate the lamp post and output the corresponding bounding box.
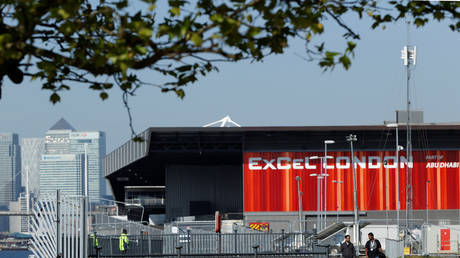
[296,176,303,233]
[346,134,359,256]
[332,180,343,222]
[324,140,335,229]
[310,172,323,230]
[385,122,404,235]
[426,180,431,224]
[310,156,332,231]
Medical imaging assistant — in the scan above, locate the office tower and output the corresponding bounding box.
[40,153,85,197]
[21,138,45,198]
[0,133,21,206]
[39,119,106,203]
[9,193,29,233]
[69,132,106,202]
[44,118,75,154]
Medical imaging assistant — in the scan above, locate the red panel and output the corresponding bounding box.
[243,150,460,212]
[440,229,450,251]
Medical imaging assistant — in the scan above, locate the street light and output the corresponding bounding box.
[310,156,332,231]
[296,176,303,233]
[310,172,323,231]
[426,180,431,224]
[324,140,335,229]
[346,134,359,256]
[385,122,404,235]
[332,180,343,222]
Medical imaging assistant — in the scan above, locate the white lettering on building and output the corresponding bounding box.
[248,155,417,170]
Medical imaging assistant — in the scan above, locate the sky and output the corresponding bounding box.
[0,10,459,152]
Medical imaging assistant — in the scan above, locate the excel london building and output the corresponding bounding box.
[104,123,460,235]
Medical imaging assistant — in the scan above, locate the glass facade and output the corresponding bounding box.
[40,154,84,197]
[39,119,106,202]
[0,133,21,206]
[21,138,45,198]
[8,193,29,233]
[69,132,106,203]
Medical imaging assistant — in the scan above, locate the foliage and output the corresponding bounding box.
[0,0,458,136]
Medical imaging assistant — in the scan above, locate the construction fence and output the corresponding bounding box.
[87,232,328,257]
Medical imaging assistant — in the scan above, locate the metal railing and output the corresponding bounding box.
[87,233,329,257]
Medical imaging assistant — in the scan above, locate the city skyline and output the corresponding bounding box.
[0,119,108,204]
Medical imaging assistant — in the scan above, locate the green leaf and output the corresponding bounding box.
[170,7,180,16]
[138,28,152,39]
[90,84,102,90]
[210,14,224,23]
[175,89,185,99]
[50,93,61,104]
[346,41,356,54]
[100,92,109,100]
[57,8,70,19]
[135,46,147,54]
[59,85,70,90]
[325,51,339,58]
[191,33,202,46]
[339,55,351,70]
[176,65,192,72]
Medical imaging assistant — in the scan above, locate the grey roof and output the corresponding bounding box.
[49,118,76,131]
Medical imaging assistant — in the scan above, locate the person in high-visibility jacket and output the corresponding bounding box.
[90,232,100,249]
[119,229,129,253]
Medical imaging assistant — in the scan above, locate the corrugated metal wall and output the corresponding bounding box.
[103,130,150,177]
[165,165,242,219]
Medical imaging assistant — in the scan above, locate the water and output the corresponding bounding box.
[0,250,32,258]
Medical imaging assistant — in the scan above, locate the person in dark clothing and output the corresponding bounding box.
[365,232,383,258]
[340,235,356,258]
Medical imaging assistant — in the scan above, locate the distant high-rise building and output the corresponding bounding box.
[21,138,45,198]
[9,193,29,233]
[39,119,106,202]
[40,154,84,197]
[44,118,75,154]
[0,133,21,206]
[69,132,106,202]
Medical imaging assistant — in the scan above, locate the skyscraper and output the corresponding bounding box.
[39,119,106,202]
[40,154,84,197]
[44,118,75,154]
[0,133,21,206]
[69,132,106,202]
[9,193,29,233]
[21,138,45,198]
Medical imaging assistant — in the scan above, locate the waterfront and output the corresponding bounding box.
[0,250,32,258]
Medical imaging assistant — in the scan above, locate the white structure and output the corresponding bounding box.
[203,115,241,127]
[30,193,88,258]
[21,138,45,198]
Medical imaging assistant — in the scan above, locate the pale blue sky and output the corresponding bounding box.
[0,16,459,152]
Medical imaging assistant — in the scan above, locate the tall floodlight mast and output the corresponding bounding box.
[401,45,416,230]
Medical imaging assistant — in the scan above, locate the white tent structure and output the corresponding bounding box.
[203,115,241,127]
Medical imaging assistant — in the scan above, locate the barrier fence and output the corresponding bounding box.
[87,233,328,257]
